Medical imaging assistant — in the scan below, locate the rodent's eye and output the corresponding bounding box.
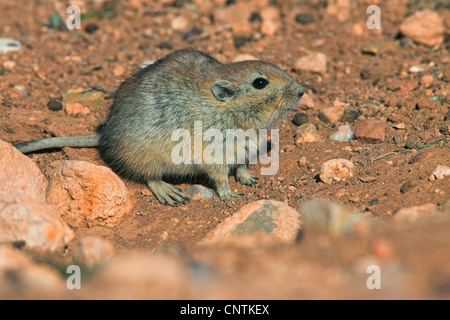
[252,78,269,89]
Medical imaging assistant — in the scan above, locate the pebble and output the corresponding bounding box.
[294,123,323,145]
[420,75,434,88]
[328,125,355,142]
[62,88,106,115]
[171,16,189,31]
[0,246,65,299]
[72,237,114,268]
[399,10,444,47]
[429,165,450,180]
[65,102,91,116]
[297,93,315,110]
[1,139,48,203]
[319,159,354,185]
[0,193,74,253]
[292,112,309,126]
[84,254,189,299]
[213,2,252,35]
[47,99,63,111]
[294,13,315,24]
[85,23,99,34]
[184,185,215,200]
[199,200,302,245]
[300,199,367,235]
[361,41,399,55]
[355,119,385,143]
[2,60,16,70]
[294,52,327,75]
[45,160,131,228]
[0,38,22,54]
[319,105,345,123]
[400,180,415,193]
[260,7,281,36]
[393,203,437,222]
[340,109,359,123]
[232,53,257,62]
[325,0,350,22]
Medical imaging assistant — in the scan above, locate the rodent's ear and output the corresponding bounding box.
[211,80,236,102]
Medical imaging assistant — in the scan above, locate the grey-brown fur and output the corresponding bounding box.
[16,49,304,206]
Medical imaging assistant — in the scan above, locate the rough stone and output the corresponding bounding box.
[45,160,131,228]
[0,140,47,203]
[199,200,302,245]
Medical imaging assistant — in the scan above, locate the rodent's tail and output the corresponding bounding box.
[16,133,101,154]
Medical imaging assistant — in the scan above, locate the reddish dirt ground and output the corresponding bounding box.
[0,0,449,299]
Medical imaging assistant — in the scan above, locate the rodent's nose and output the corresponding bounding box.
[298,86,305,98]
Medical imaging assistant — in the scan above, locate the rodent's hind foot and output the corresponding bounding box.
[219,190,244,202]
[235,166,259,186]
[215,181,244,201]
[147,180,189,206]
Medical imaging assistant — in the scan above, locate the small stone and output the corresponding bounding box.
[72,237,114,268]
[0,38,22,54]
[355,119,385,143]
[294,52,327,75]
[113,65,125,77]
[298,156,307,166]
[292,112,309,126]
[415,97,440,110]
[340,109,359,123]
[182,27,202,41]
[0,140,47,203]
[294,123,323,145]
[399,10,444,47]
[84,254,189,299]
[393,203,437,222]
[199,200,302,244]
[184,185,214,200]
[64,102,90,116]
[430,165,450,180]
[232,53,257,62]
[396,81,418,97]
[351,23,364,36]
[328,125,355,142]
[325,0,350,22]
[400,180,416,193]
[368,198,379,206]
[171,16,189,31]
[84,23,99,34]
[45,160,131,228]
[260,7,281,36]
[47,99,63,111]
[319,105,345,123]
[319,159,354,185]
[361,41,399,55]
[392,122,405,130]
[214,2,252,34]
[294,13,314,24]
[0,246,65,299]
[62,88,107,112]
[2,60,16,70]
[297,93,314,110]
[420,75,434,88]
[0,193,74,253]
[301,199,367,235]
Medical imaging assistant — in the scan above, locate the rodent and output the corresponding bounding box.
[16,49,304,206]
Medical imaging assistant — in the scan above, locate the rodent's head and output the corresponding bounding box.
[209,60,304,129]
